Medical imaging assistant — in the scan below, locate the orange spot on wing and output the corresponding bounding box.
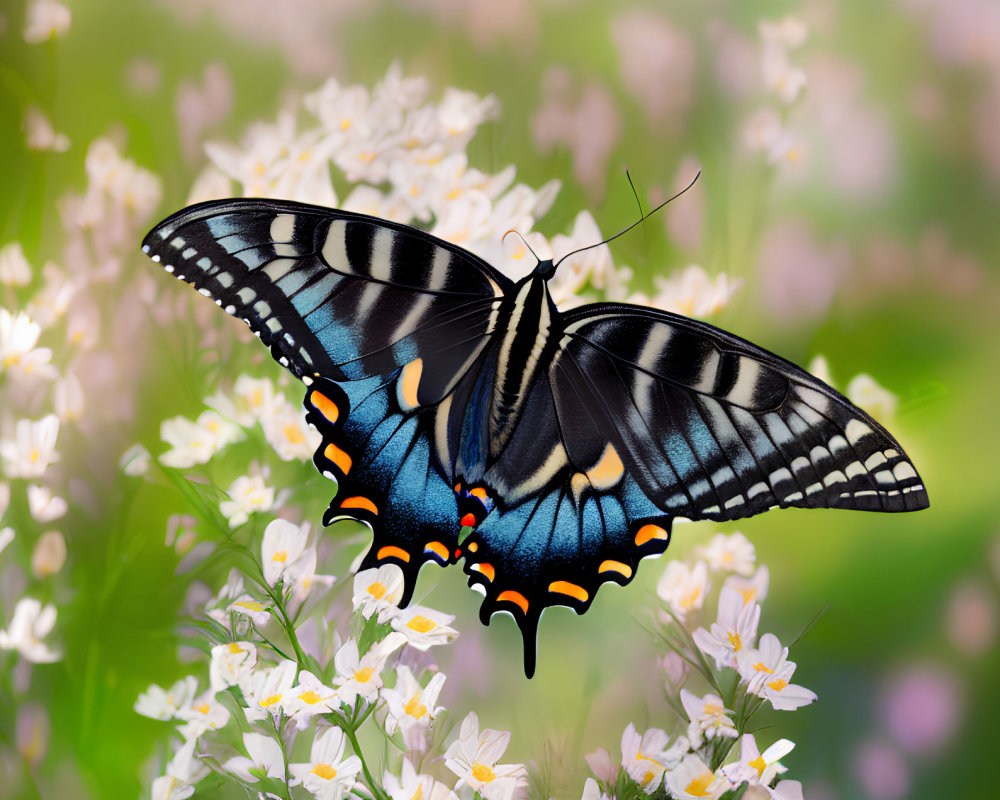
[310,391,339,424]
[323,442,352,474]
[497,590,529,613]
[598,560,633,579]
[474,562,495,582]
[377,545,410,563]
[634,524,669,546]
[467,541,478,553]
[587,443,624,488]
[470,487,488,501]
[460,513,477,528]
[341,496,378,515]
[548,580,589,602]
[397,358,423,409]
[424,541,449,561]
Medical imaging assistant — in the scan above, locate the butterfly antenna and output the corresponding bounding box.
[502,228,543,265]
[553,170,701,269]
[625,167,646,218]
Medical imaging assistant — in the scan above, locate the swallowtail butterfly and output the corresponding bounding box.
[143,199,928,676]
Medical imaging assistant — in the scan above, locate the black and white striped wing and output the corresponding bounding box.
[141,199,513,390]
[552,305,929,520]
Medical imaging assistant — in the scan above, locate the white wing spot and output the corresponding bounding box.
[865,452,887,470]
[270,214,296,243]
[845,461,866,479]
[182,247,197,260]
[893,462,918,481]
[846,419,874,445]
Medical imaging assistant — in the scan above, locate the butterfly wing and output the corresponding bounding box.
[552,304,929,519]
[143,199,513,599]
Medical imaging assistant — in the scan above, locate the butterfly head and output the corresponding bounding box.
[531,258,557,281]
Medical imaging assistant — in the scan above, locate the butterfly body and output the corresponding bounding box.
[143,198,928,676]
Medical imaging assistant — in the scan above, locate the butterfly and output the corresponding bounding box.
[143,198,928,676]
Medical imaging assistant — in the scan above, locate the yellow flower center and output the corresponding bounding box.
[367,581,386,599]
[471,763,496,783]
[194,702,210,715]
[410,784,424,800]
[354,666,375,683]
[749,755,767,777]
[284,423,305,443]
[234,601,266,612]
[228,642,244,654]
[261,693,283,707]
[406,615,436,634]
[685,770,715,797]
[727,631,742,650]
[313,763,337,780]
[641,771,655,786]
[753,661,773,674]
[273,550,288,563]
[680,586,701,609]
[766,678,788,692]
[298,690,322,705]
[404,693,428,719]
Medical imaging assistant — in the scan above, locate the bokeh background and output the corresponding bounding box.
[1,0,998,798]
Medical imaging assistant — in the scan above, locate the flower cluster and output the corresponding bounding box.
[136,517,526,800]
[582,532,814,800]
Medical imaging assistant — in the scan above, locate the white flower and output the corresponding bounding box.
[847,373,897,422]
[382,666,446,752]
[692,586,761,670]
[581,777,611,800]
[737,633,817,710]
[134,676,199,720]
[208,641,257,694]
[222,732,285,783]
[30,530,66,578]
[699,532,756,575]
[220,473,277,528]
[261,400,321,462]
[724,565,770,606]
[23,0,71,43]
[227,596,271,628]
[353,564,406,623]
[391,605,459,650]
[665,754,730,800]
[385,757,460,800]
[547,210,614,307]
[159,410,242,468]
[620,723,688,793]
[680,689,738,745]
[120,443,151,476]
[766,780,804,799]
[0,527,14,557]
[0,309,57,381]
[443,712,528,800]
[151,774,194,800]
[24,106,70,152]
[0,243,32,286]
[176,688,231,740]
[243,659,297,722]
[721,734,794,788]
[333,633,406,706]
[27,485,67,523]
[261,518,312,587]
[651,265,742,318]
[287,548,336,609]
[53,371,84,422]
[284,670,340,728]
[0,598,59,662]
[288,726,363,800]
[657,560,710,619]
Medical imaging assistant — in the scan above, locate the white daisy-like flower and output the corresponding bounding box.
[208,641,257,694]
[288,726,362,800]
[0,527,14,557]
[261,518,313,587]
[30,530,66,578]
[222,732,285,783]
[1,598,61,663]
[692,586,761,670]
[382,666,446,752]
[651,264,742,318]
[384,757,460,800]
[737,633,818,710]
[0,243,32,286]
[680,689,738,746]
[23,0,71,44]
[260,399,321,462]
[390,605,459,650]
[119,443,152,477]
[656,559,710,620]
[284,670,341,728]
[176,687,231,740]
[150,774,194,800]
[352,564,406,623]
[846,373,897,422]
[0,309,57,381]
[443,712,528,800]
[0,415,60,479]
[27,485,67,523]
[333,633,406,706]
[724,565,770,606]
[721,733,794,788]
[620,723,688,793]
[699,531,756,575]
[24,106,70,152]
[159,409,242,468]
[219,473,277,528]
[664,754,730,800]
[243,659,297,723]
[134,676,200,721]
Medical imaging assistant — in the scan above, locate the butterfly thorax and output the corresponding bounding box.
[487,276,560,456]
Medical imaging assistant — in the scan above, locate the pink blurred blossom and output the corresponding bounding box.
[946,577,998,657]
[880,664,962,755]
[852,739,910,800]
[16,703,49,766]
[707,20,758,98]
[176,63,233,162]
[757,220,848,322]
[399,0,538,54]
[665,156,704,252]
[532,68,622,201]
[611,10,695,126]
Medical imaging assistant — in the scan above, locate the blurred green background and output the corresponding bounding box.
[2,0,997,798]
